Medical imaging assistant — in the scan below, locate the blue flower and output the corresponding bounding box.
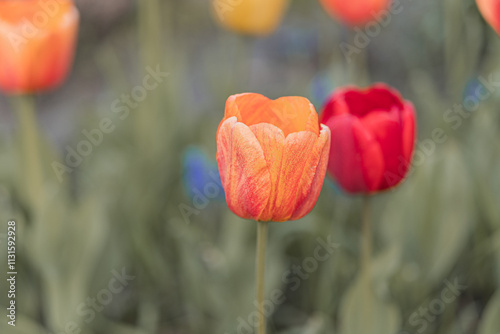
[182,147,225,201]
[463,78,486,110]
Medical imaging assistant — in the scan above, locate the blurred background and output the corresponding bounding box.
[0,0,500,333]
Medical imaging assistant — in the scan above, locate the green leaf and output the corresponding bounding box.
[339,272,400,334]
[381,143,472,287]
[426,144,473,283]
[370,244,402,294]
[477,291,500,334]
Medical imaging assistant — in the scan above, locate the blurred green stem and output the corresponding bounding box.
[256,221,268,334]
[137,0,163,158]
[14,95,43,212]
[348,29,369,85]
[361,196,372,275]
[444,0,461,96]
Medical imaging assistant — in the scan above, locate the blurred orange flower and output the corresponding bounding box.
[319,0,391,27]
[216,93,330,222]
[0,0,79,94]
[476,0,500,35]
[211,0,288,36]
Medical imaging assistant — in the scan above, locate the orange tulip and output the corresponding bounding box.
[0,0,79,94]
[211,0,288,36]
[476,0,500,35]
[216,93,331,222]
[319,0,391,27]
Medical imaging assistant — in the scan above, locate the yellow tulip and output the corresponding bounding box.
[212,0,289,36]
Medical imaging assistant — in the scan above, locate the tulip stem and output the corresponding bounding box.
[361,196,372,276]
[348,29,370,85]
[256,221,269,334]
[14,95,44,212]
[137,0,163,158]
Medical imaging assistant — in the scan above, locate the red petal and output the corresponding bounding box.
[319,0,391,26]
[326,114,384,193]
[400,102,416,175]
[477,0,500,35]
[360,109,403,189]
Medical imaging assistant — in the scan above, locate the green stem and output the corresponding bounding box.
[256,221,269,334]
[443,0,458,96]
[14,95,44,212]
[137,0,163,158]
[361,196,372,276]
[348,29,370,85]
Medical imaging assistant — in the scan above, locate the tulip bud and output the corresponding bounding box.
[0,0,79,94]
[216,93,331,221]
[211,0,289,36]
[319,0,391,27]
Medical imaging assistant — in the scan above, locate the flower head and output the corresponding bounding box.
[320,84,416,194]
[319,0,391,27]
[216,93,330,222]
[183,147,225,201]
[211,0,288,36]
[0,0,79,94]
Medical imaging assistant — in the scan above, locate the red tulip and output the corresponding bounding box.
[0,0,79,94]
[319,84,416,194]
[319,0,391,26]
[476,0,500,35]
[216,93,331,222]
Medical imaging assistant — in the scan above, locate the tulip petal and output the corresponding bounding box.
[342,86,404,118]
[213,0,288,36]
[224,93,270,122]
[0,32,18,91]
[290,124,331,220]
[477,0,500,35]
[320,0,391,26]
[321,84,416,194]
[222,94,320,137]
[271,97,320,135]
[30,8,79,92]
[248,123,286,222]
[0,0,79,93]
[217,117,271,220]
[326,114,384,193]
[401,102,416,166]
[271,131,318,221]
[360,109,403,189]
[319,88,352,122]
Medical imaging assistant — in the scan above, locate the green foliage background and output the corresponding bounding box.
[0,0,499,333]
